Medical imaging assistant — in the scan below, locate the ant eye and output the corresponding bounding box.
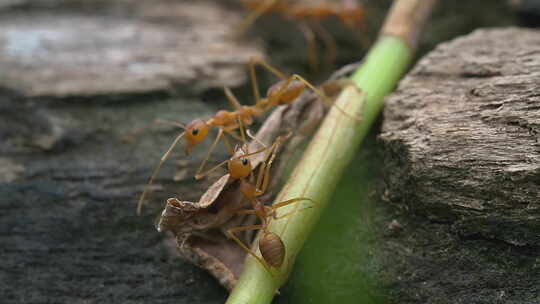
[192,128,199,136]
[242,158,249,166]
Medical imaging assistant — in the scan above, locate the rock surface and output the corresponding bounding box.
[379,28,540,303]
[0,0,529,303]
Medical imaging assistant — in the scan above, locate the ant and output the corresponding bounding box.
[192,130,292,231]
[156,125,312,275]
[136,88,261,215]
[191,128,312,273]
[137,57,358,215]
[246,57,362,121]
[222,132,314,273]
[227,196,314,273]
[192,128,314,273]
[237,0,366,71]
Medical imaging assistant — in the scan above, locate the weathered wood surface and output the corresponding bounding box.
[0,0,262,97]
[378,28,540,303]
[0,1,266,303]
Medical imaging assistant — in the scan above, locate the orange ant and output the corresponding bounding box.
[227,196,314,273]
[239,0,365,27]
[237,0,366,70]
[137,57,357,215]
[136,88,262,215]
[247,57,362,121]
[157,126,312,274]
[222,132,314,273]
[196,128,314,273]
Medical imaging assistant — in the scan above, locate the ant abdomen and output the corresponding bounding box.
[267,79,306,106]
[259,231,285,268]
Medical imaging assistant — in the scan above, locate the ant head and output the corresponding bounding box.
[267,79,305,106]
[228,155,252,179]
[185,119,210,154]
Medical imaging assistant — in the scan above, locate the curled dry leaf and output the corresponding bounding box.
[157,64,359,290]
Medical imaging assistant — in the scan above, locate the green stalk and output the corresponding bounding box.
[226,1,436,302]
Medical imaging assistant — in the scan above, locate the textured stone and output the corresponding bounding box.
[379,28,540,303]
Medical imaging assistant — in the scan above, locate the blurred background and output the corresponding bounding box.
[0,0,533,303]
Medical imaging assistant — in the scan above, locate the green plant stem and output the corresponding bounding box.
[226,35,412,304]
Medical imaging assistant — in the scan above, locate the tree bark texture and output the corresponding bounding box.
[378,28,539,303]
[0,1,265,303]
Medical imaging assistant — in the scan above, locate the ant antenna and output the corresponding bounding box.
[137,129,186,215]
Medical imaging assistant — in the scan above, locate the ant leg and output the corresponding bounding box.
[235,209,257,216]
[253,132,292,194]
[236,116,247,145]
[197,136,270,180]
[223,87,244,112]
[195,158,230,180]
[249,56,263,107]
[232,144,271,161]
[291,74,363,121]
[246,129,267,149]
[244,128,269,183]
[195,129,228,179]
[222,88,254,142]
[273,205,314,221]
[219,119,252,144]
[223,124,270,161]
[227,225,273,274]
[194,127,255,180]
[297,21,319,73]
[220,132,235,156]
[310,19,337,70]
[272,197,315,211]
[223,128,244,142]
[249,56,290,110]
[235,0,281,37]
[272,201,315,220]
[137,131,186,215]
[270,197,316,235]
[250,57,287,80]
[254,137,283,193]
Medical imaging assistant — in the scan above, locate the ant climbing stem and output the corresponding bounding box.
[248,57,363,121]
[227,197,315,274]
[222,131,314,275]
